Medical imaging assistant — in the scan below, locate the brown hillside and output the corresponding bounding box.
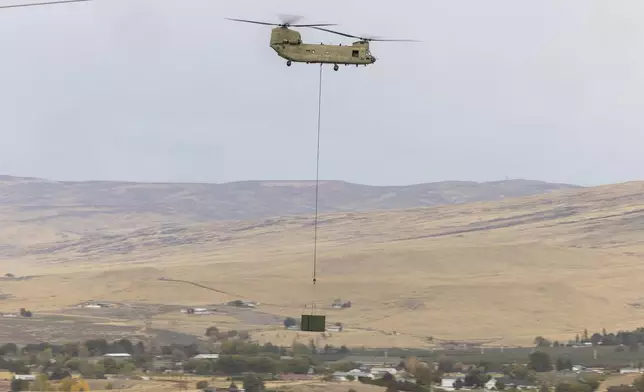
[0,180,643,348]
[0,175,577,223]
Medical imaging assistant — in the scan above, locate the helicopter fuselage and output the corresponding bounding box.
[269,27,376,66]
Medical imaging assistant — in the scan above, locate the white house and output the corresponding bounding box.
[485,378,498,390]
[441,377,459,390]
[620,368,643,374]
[193,354,220,360]
[14,375,36,381]
[332,370,374,381]
[104,353,132,358]
[370,368,398,377]
[441,373,466,391]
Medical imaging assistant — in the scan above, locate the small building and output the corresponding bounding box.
[620,368,643,374]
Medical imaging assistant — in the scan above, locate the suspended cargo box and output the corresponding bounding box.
[300,314,326,332]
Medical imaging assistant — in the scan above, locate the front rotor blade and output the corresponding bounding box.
[0,0,89,9]
[225,17,280,27]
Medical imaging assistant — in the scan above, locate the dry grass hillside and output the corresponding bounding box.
[0,174,576,223]
[1,177,643,348]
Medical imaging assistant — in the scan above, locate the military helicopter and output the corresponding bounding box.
[226,16,418,71]
[0,0,89,10]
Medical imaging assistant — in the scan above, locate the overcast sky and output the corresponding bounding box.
[0,0,642,186]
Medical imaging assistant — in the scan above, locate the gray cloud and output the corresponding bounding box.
[0,0,641,186]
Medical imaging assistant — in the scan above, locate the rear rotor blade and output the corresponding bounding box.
[309,26,364,40]
[0,0,89,9]
[368,38,420,42]
[291,23,337,27]
[360,34,419,42]
[309,26,419,42]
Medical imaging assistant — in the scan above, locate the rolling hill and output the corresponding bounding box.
[0,175,578,222]
[2,175,644,348]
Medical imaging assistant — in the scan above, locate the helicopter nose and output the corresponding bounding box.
[371,56,377,63]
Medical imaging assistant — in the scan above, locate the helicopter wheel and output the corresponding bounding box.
[286,60,292,67]
[333,64,339,71]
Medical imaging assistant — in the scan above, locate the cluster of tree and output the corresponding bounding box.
[608,386,638,392]
[0,357,29,374]
[283,317,297,329]
[536,327,644,348]
[184,354,312,375]
[501,363,538,382]
[528,351,576,373]
[556,357,574,371]
[196,374,265,392]
[554,377,602,392]
[4,338,147,358]
[398,357,437,386]
[10,374,91,392]
[205,326,250,341]
[362,372,428,392]
[607,378,644,392]
[16,347,143,379]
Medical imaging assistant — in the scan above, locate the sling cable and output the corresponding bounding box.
[301,64,326,332]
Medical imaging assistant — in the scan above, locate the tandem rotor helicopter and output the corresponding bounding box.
[226,15,418,71]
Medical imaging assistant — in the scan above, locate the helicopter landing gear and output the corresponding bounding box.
[333,64,339,71]
[287,60,292,67]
